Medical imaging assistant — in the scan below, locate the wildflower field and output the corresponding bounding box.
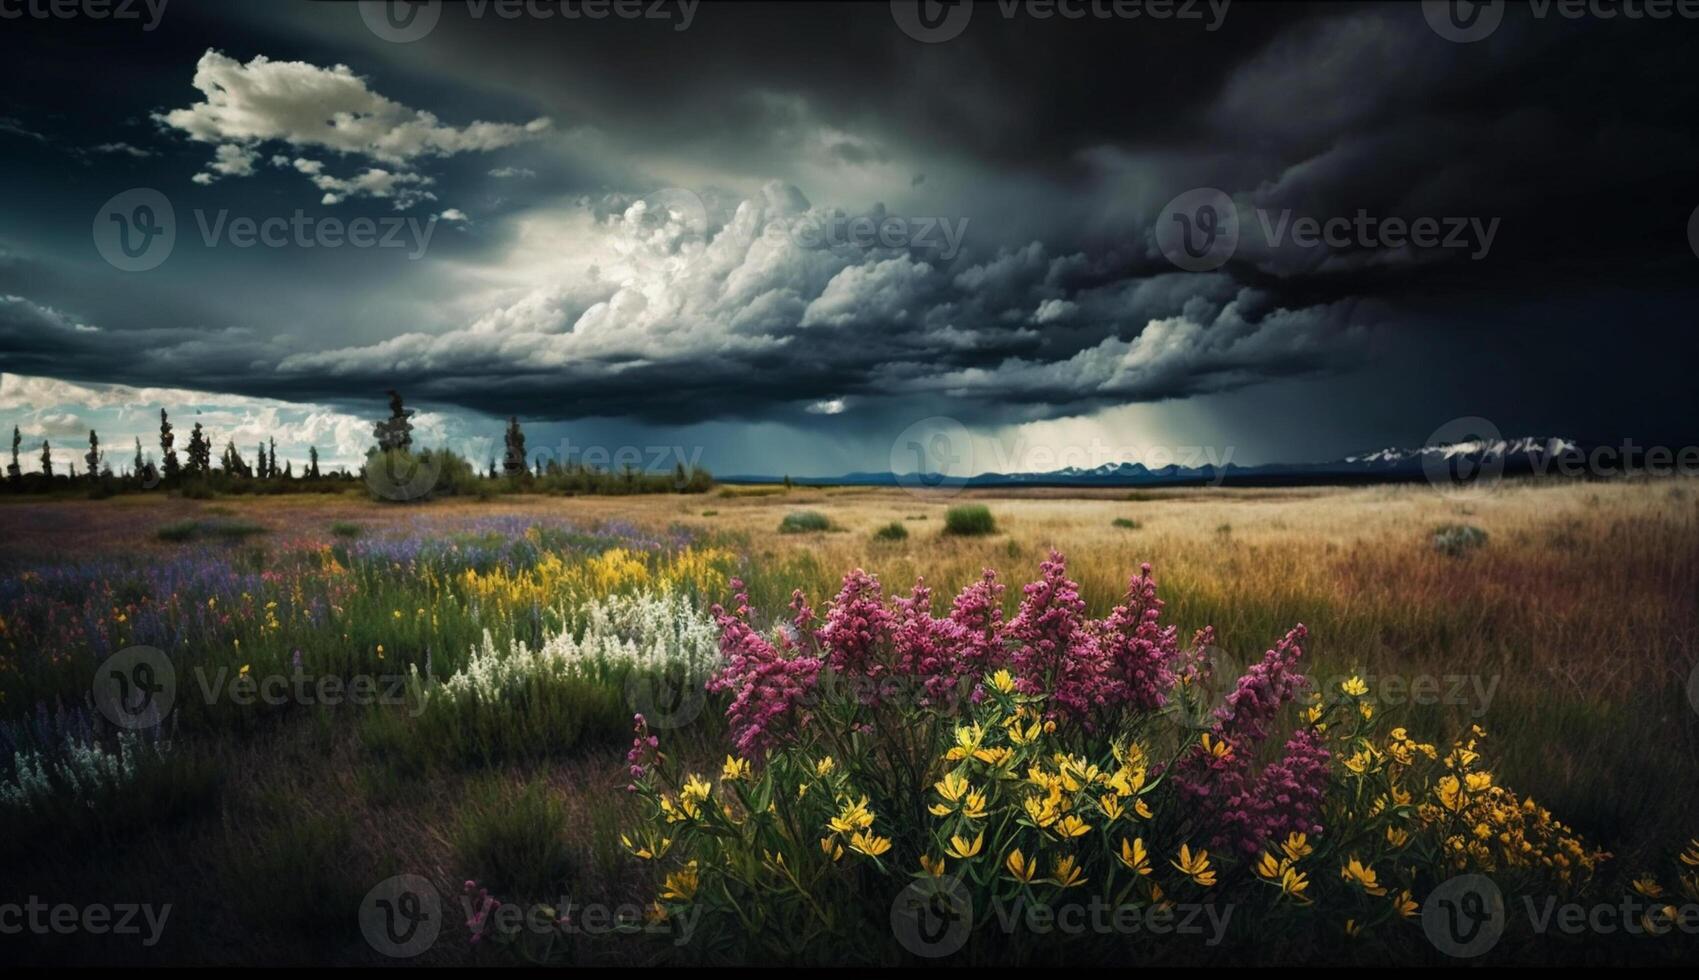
[1,478,1696,965]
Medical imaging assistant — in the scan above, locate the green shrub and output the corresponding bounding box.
[1112,517,1141,530]
[872,521,909,542]
[329,521,364,538]
[455,778,572,898]
[154,518,267,543]
[779,510,831,534]
[943,504,996,536]
[221,810,368,942]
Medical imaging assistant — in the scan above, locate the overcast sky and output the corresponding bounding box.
[2,1,1696,476]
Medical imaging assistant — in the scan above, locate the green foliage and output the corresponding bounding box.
[942,504,996,536]
[455,778,573,898]
[872,521,909,542]
[1112,517,1141,530]
[778,510,832,534]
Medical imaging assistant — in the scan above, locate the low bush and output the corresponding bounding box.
[872,521,909,542]
[1112,517,1140,530]
[778,510,832,534]
[943,504,996,536]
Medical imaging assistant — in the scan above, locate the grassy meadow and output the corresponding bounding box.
[1,477,1695,964]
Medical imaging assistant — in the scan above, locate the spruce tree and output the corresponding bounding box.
[308,446,321,479]
[159,409,179,479]
[40,440,53,479]
[6,426,19,487]
[85,430,100,482]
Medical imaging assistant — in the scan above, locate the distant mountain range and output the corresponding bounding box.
[724,437,1591,488]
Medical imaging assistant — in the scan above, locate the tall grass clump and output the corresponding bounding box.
[872,521,908,542]
[943,504,996,536]
[456,778,573,898]
[778,510,832,534]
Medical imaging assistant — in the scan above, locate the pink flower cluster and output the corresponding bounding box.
[1171,625,1331,855]
[708,553,1205,754]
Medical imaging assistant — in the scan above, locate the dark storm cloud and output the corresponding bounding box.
[1,1,1697,445]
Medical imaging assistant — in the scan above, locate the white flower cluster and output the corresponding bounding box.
[434,590,721,704]
[0,732,158,812]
